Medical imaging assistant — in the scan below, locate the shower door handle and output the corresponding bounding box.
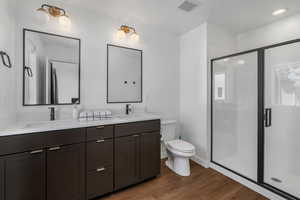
[265,108,272,127]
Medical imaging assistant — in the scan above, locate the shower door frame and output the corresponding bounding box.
[210,38,300,200]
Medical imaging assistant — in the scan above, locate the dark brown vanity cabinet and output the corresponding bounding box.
[47,144,85,200]
[0,120,160,200]
[0,128,85,200]
[86,126,114,199]
[140,131,161,181]
[114,120,161,191]
[46,129,86,200]
[1,151,45,200]
[115,135,141,190]
[0,159,3,200]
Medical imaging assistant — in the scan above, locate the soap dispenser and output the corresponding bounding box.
[72,99,80,120]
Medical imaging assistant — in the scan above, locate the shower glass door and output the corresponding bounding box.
[212,51,258,181]
[264,41,300,198]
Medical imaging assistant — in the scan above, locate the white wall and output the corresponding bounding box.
[207,23,237,59]
[11,0,180,123]
[206,23,238,165]
[178,23,237,167]
[208,13,300,57]
[0,0,16,128]
[179,23,209,166]
[237,13,300,51]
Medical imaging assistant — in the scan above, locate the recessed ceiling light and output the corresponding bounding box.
[272,9,287,16]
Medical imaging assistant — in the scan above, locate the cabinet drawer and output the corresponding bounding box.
[86,126,113,141]
[46,128,85,147]
[86,139,113,171]
[0,133,45,156]
[115,120,160,138]
[87,166,113,199]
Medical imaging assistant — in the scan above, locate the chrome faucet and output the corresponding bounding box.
[126,104,132,115]
[49,107,56,121]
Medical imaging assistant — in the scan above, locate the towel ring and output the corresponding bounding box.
[0,51,12,68]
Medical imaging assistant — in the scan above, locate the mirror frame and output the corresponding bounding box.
[22,28,81,106]
[106,44,143,104]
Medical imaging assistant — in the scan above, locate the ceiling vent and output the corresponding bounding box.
[178,0,201,12]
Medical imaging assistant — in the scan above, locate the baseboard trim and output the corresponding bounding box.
[191,155,209,168]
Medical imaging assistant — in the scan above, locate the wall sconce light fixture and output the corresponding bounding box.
[117,25,140,41]
[37,4,71,27]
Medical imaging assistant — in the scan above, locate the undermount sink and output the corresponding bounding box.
[114,114,140,119]
[24,120,77,129]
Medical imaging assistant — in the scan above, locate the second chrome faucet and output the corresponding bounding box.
[49,107,56,121]
[126,104,133,115]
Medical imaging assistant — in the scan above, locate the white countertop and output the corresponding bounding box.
[0,113,161,137]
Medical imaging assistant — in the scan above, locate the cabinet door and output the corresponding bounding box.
[5,151,45,200]
[47,144,84,200]
[0,159,4,200]
[140,132,161,180]
[114,135,140,190]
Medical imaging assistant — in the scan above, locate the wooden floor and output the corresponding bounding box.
[100,161,268,200]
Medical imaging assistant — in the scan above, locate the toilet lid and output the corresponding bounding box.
[167,140,195,153]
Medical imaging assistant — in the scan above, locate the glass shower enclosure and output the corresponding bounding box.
[211,39,300,200]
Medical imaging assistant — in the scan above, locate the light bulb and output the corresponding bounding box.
[36,8,50,24]
[59,15,71,28]
[130,32,140,41]
[116,29,126,40]
[272,9,287,16]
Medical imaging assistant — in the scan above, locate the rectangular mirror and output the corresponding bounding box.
[23,29,80,106]
[107,44,142,103]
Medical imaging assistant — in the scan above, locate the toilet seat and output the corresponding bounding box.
[167,140,195,153]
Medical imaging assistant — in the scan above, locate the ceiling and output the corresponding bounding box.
[52,0,300,35]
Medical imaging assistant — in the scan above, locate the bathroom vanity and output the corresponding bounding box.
[8,28,156,200]
[0,115,161,200]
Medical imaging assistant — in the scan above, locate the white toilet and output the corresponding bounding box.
[161,120,195,176]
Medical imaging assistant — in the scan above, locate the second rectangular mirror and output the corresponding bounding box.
[107,44,143,103]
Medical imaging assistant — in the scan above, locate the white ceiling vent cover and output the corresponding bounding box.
[178,0,201,12]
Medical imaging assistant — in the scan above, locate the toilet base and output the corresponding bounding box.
[165,156,191,176]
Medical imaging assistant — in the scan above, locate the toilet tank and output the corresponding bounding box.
[161,120,178,158]
[161,120,178,142]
